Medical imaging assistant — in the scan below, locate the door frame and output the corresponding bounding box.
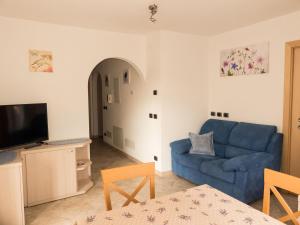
[282,40,300,174]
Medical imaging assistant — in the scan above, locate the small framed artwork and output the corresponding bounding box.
[29,49,53,72]
[123,69,130,84]
[107,94,113,104]
[104,75,109,87]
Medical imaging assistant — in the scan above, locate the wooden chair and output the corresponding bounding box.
[298,195,300,214]
[100,162,155,211]
[263,168,300,225]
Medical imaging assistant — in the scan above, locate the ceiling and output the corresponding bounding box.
[0,0,300,35]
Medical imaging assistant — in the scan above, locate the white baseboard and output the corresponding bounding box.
[155,170,173,177]
[106,143,173,177]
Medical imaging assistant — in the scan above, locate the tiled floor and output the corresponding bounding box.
[25,139,298,225]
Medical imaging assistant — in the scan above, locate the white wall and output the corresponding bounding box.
[0,16,146,141]
[92,32,211,172]
[159,31,210,171]
[145,32,163,170]
[208,11,300,131]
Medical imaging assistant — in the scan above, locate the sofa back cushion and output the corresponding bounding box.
[200,119,238,145]
[228,122,277,152]
[225,146,253,158]
[214,143,227,158]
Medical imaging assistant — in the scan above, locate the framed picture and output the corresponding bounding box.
[104,75,109,87]
[123,70,130,84]
[220,42,269,76]
[107,94,113,104]
[29,49,53,72]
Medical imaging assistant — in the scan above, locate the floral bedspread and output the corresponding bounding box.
[75,184,283,225]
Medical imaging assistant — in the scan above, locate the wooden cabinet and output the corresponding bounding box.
[25,148,77,206]
[0,154,25,225]
[22,139,93,207]
[0,139,92,224]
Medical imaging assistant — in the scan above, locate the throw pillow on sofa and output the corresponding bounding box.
[189,132,215,156]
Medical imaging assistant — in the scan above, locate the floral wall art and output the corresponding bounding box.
[220,42,269,76]
[29,49,53,72]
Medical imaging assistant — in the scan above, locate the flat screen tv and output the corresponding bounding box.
[0,103,49,151]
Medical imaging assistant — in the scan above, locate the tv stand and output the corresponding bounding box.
[0,138,93,225]
[0,151,17,165]
[23,141,49,149]
[21,138,93,207]
[24,143,42,149]
[0,152,25,225]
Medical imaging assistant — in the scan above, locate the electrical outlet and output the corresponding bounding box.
[153,90,158,95]
[149,113,153,118]
[223,112,229,118]
[153,114,158,119]
[217,112,222,117]
[154,156,158,161]
[211,111,216,116]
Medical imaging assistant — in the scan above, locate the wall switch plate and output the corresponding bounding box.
[217,112,222,117]
[223,112,229,118]
[211,111,216,116]
[153,114,158,119]
[153,90,158,95]
[149,113,153,118]
[154,156,158,161]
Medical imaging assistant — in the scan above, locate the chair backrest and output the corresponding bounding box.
[101,162,155,211]
[263,169,300,225]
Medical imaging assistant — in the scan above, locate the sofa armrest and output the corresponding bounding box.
[266,133,283,171]
[170,138,191,155]
[222,152,274,172]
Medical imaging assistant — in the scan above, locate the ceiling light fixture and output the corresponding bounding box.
[148,4,158,23]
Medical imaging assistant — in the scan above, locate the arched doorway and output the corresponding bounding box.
[88,58,144,152]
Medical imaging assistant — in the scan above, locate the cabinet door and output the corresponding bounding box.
[26,148,76,206]
[0,164,25,225]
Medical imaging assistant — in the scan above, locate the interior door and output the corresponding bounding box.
[290,47,300,177]
[26,148,76,205]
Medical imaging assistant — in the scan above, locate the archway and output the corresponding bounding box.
[88,58,144,152]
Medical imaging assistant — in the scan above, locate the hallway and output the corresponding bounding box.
[25,139,297,225]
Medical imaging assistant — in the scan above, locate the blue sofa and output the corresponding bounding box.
[170,119,283,203]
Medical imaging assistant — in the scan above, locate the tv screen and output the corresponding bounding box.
[0,103,49,150]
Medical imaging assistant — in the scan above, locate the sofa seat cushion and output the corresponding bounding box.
[225,146,253,158]
[229,122,277,152]
[200,119,238,145]
[173,153,218,171]
[200,159,235,184]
